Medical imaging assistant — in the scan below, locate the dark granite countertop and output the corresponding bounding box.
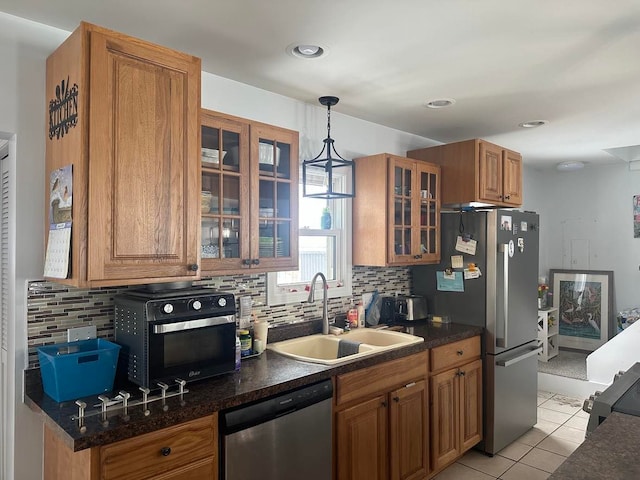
[24,320,482,452]
[549,412,640,480]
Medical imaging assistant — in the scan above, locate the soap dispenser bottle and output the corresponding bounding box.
[357,302,365,328]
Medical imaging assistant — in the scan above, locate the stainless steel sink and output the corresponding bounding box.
[267,328,424,365]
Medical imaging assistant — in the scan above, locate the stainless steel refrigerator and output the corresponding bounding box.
[412,209,540,455]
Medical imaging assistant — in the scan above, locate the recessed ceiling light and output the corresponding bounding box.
[556,161,585,171]
[424,98,456,109]
[286,43,326,59]
[519,120,547,128]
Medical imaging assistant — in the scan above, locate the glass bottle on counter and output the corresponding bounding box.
[238,329,252,357]
[235,333,241,370]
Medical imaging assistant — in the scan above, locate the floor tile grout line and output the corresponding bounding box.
[498,462,555,480]
[453,460,500,479]
[498,459,520,479]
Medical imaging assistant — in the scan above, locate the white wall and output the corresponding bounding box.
[529,163,640,311]
[0,12,69,480]
[201,73,438,161]
[522,165,553,279]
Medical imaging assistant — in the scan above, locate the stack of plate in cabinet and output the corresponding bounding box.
[201,148,227,164]
[259,237,284,257]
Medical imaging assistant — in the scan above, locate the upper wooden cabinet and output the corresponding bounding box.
[45,22,201,287]
[199,109,299,275]
[353,154,440,267]
[407,139,522,207]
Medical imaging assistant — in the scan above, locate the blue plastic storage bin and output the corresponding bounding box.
[37,338,121,402]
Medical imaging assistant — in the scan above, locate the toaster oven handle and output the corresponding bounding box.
[153,315,235,334]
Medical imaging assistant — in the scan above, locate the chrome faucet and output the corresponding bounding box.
[308,272,329,335]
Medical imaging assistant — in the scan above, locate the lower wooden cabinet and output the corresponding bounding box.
[336,394,388,480]
[144,457,216,480]
[44,414,218,480]
[429,340,483,474]
[389,380,430,480]
[335,352,429,480]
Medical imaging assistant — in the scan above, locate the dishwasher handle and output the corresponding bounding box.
[221,379,333,434]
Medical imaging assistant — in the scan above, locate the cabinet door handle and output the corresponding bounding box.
[457,350,464,356]
[242,259,251,266]
[381,401,387,408]
[160,447,171,456]
[189,264,199,271]
[251,259,260,265]
[505,195,511,200]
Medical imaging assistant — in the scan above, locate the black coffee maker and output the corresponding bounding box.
[379,296,397,324]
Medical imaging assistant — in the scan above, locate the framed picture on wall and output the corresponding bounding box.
[549,269,615,352]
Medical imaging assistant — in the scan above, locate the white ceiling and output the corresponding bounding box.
[3,0,640,169]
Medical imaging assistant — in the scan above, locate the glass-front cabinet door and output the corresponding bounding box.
[201,113,250,272]
[200,111,299,274]
[416,161,440,263]
[388,156,440,265]
[250,123,299,271]
[389,157,414,264]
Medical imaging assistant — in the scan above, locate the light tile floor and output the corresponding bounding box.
[433,391,588,480]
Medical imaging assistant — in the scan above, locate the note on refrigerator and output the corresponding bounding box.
[436,271,464,292]
[455,236,477,255]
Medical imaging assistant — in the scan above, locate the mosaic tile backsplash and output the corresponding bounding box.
[27,266,412,368]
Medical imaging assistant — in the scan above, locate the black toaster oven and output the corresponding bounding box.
[114,285,237,388]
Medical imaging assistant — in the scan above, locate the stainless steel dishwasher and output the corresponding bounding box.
[221,379,333,480]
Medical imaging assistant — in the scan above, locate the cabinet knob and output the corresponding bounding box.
[242,259,251,266]
[505,195,511,200]
[381,401,387,408]
[459,370,466,377]
[393,396,400,403]
[189,264,198,271]
[251,259,260,265]
[160,447,172,457]
[457,350,464,356]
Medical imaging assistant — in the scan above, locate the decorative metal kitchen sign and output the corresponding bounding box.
[49,77,78,140]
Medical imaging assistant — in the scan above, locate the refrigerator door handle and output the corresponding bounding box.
[496,244,509,349]
[497,346,543,367]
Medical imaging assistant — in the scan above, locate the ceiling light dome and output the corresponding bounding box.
[556,161,585,171]
[519,120,547,128]
[424,98,456,109]
[286,43,326,59]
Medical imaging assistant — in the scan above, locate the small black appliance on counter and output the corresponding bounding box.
[114,283,237,388]
[395,295,428,321]
[379,296,397,324]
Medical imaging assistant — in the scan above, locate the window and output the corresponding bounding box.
[267,177,352,305]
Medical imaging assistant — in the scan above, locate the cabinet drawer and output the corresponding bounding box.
[336,351,428,406]
[430,336,481,373]
[100,414,217,480]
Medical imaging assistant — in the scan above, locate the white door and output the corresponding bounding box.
[1,137,11,480]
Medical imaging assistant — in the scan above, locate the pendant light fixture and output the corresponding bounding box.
[302,96,355,199]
